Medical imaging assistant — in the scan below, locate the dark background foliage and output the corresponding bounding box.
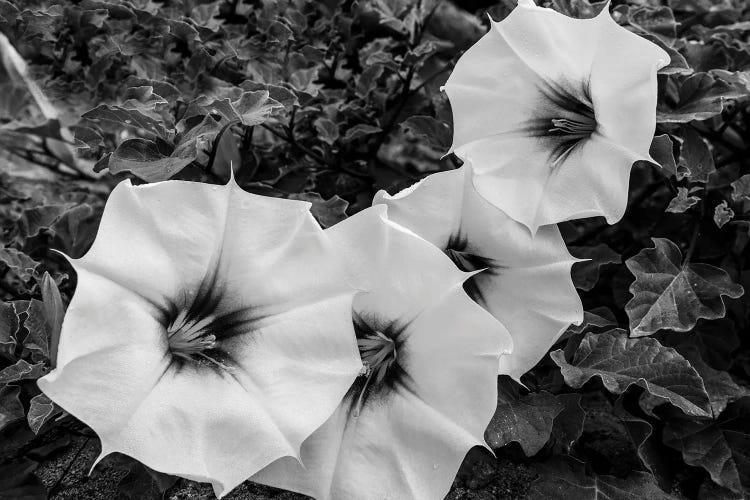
[0,0,748,498]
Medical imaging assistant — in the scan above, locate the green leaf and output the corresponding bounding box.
[342,124,382,142]
[108,138,195,182]
[240,81,298,107]
[16,203,79,238]
[0,359,46,385]
[400,115,452,151]
[683,319,740,371]
[675,345,747,417]
[569,244,621,291]
[713,201,734,228]
[288,193,348,228]
[563,307,617,339]
[649,134,681,177]
[82,104,168,138]
[40,272,63,368]
[485,376,563,455]
[678,125,715,183]
[116,458,179,500]
[551,329,711,417]
[232,90,282,126]
[550,393,585,452]
[625,238,743,336]
[0,301,18,358]
[626,5,677,44]
[0,385,23,432]
[27,393,61,434]
[529,455,675,500]
[663,398,750,496]
[314,117,339,146]
[657,73,746,123]
[551,0,606,19]
[0,247,39,283]
[730,174,750,202]
[21,299,49,361]
[614,401,674,490]
[666,187,700,213]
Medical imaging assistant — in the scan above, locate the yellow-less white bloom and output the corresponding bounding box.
[37,178,362,498]
[374,165,582,380]
[252,206,513,500]
[445,0,669,232]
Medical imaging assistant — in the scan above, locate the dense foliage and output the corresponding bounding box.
[0,0,748,498]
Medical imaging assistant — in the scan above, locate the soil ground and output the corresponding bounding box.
[36,436,536,500]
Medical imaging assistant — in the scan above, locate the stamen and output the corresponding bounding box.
[548,117,596,138]
[353,331,397,416]
[167,314,231,370]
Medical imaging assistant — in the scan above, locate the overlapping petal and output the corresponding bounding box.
[251,206,512,500]
[374,166,582,379]
[37,177,362,497]
[444,0,669,232]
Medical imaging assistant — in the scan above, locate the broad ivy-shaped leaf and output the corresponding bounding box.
[400,115,452,151]
[21,299,50,361]
[27,393,61,434]
[649,134,682,178]
[730,174,750,202]
[657,73,747,123]
[0,386,23,431]
[0,301,18,358]
[679,319,740,371]
[288,193,348,229]
[713,201,734,228]
[563,307,617,339]
[485,376,563,456]
[0,359,46,385]
[529,455,675,500]
[551,329,711,417]
[569,244,621,291]
[625,238,743,336]
[551,393,585,452]
[678,125,715,183]
[82,104,169,139]
[676,345,747,416]
[613,401,674,490]
[108,116,221,182]
[108,138,193,182]
[663,398,750,496]
[0,247,39,283]
[15,203,79,238]
[666,187,700,213]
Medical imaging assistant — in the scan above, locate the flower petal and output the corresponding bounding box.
[375,166,582,379]
[252,207,511,500]
[325,205,468,322]
[37,268,170,435]
[39,178,362,496]
[459,131,642,229]
[443,0,668,231]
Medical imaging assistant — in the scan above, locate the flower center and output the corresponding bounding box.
[445,247,487,273]
[353,330,397,416]
[166,310,229,370]
[548,112,596,139]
